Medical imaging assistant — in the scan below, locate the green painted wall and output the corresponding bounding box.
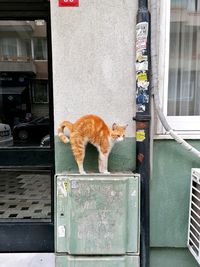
[55,137,136,173]
[150,248,199,267]
[55,137,200,266]
[150,140,200,267]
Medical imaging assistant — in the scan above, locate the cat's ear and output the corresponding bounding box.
[123,124,128,130]
[112,123,117,130]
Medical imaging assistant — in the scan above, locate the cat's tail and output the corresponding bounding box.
[57,121,73,144]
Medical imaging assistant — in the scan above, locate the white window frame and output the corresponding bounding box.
[157,0,200,137]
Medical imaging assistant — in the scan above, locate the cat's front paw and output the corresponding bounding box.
[102,171,110,175]
[80,171,86,175]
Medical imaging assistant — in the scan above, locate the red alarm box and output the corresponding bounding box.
[58,0,79,7]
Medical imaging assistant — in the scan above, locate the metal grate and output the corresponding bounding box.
[188,168,200,264]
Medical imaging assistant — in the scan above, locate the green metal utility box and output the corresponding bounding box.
[55,173,140,255]
[56,255,139,267]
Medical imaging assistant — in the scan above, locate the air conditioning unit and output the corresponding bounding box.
[188,168,200,264]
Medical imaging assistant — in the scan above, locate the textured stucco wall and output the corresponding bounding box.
[50,0,137,137]
[50,0,137,173]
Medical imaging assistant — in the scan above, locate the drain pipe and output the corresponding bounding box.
[133,1,151,267]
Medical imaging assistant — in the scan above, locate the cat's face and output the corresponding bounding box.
[111,123,128,142]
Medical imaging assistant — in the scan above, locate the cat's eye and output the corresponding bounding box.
[117,135,121,138]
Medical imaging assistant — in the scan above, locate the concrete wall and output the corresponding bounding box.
[50,0,137,173]
[51,0,136,134]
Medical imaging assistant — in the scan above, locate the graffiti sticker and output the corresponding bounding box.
[136,71,148,82]
[136,61,148,71]
[136,22,148,40]
[136,130,146,142]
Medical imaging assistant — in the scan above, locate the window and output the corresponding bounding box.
[32,79,49,103]
[159,0,200,133]
[0,38,31,60]
[0,20,50,147]
[0,38,17,59]
[18,39,31,58]
[33,38,47,60]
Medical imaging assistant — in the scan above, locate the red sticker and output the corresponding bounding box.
[58,0,79,7]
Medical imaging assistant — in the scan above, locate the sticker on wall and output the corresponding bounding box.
[136,22,148,40]
[64,180,68,191]
[136,91,149,105]
[136,130,146,142]
[136,71,148,82]
[136,49,148,62]
[57,180,67,197]
[58,225,66,238]
[136,61,148,71]
[136,52,148,63]
[58,0,79,7]
[71,180,77,189]
[136,40,147,51]
[135,22,149,114]
[136,104,146,112]
[136,22,148,53]
[137,80,149,90]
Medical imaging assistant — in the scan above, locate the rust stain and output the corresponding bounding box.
[136,122,148,129]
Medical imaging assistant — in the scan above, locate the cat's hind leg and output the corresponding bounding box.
[70,134,86,175]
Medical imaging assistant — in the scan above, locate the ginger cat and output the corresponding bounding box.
[58,114,127,174]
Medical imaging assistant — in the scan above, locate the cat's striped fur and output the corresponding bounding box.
[58,114,127,174]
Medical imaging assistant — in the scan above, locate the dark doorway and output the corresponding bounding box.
[0,1,54,252]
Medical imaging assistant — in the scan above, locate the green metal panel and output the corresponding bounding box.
[54,137,136,173]
[150,140,200,247]
[55,174,140,255]
[56,255,139,267]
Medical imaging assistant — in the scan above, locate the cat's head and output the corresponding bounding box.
[111,123,128,142]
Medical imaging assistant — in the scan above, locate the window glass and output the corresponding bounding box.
[168,0,200,116]
[0,38,17,59]
[19,39,31,58]
[0,20,50,147]
[33,38,47,60]
[32,80,48,103]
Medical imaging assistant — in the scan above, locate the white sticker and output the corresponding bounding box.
[136,22,149,39]
[57,181,67,197]
[58,225,66,238]
[71,180,77,189]
[136,22,149,53]
[137,80,149,90]
[136,61,148,71]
